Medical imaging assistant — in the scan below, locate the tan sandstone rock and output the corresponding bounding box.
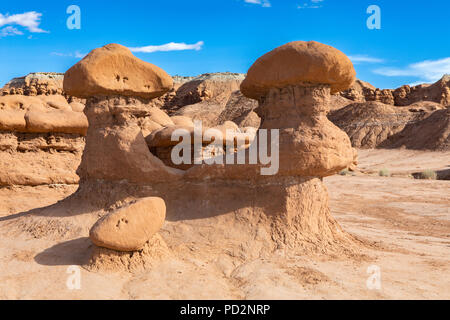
[1,72,64,96]
[64,44,173,99]
[170,115,194,127]
[148,107,174,127]
[29,41,360,265]
[89,197,166,252]
[241,41,356,99]
[340,75,450,107]
[237,41,356,177]
[0,110,27,131]
[0,93,87,186]
[64,45,183,185]
[160,73,251,128]
[329,101,448,150]
[25,110,88,135]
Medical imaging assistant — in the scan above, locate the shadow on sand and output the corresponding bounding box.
[34,237,92,266]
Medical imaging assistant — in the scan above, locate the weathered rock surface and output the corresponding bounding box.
[64,44,173,99]
[7,42,362,271]
[340,79,376,103]
[0,139,82,186]
[241,41,356,99]
[259,85,355,177]
[340,75,450,107]
[393,75,450,106]
[217,91,260,128]
[329,101,448,150]
[87,233,171,272]
[380,107,449,150]
[0,94,87,186]
[77,96,182,184]
[162,41,359,254]
[150,72,259,128]
[1,73,64,96]
[170,115,194,127]
[168,72,244,108]
[89,197,166,252]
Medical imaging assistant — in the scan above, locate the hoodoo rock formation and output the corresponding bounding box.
[166,41,359,254]
[9,41,362,272]
[239,41,356,177]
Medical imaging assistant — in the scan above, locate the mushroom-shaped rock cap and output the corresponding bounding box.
[241,41,356,99]
[63,44,173,99]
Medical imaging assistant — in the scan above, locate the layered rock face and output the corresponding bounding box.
[1,72,64,96]
[334,76,450,150]
[0,89,88,186]
[329,101,448,150]
[393,75,450,107]
[340,75,450,107]
[151,72,260,128]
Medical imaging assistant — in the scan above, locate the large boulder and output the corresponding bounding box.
[64,44,173,99]
[90,197,166,252]
[241,41,356,99]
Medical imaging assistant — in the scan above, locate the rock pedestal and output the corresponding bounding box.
[60,41,360,260]
[255,84,354,177]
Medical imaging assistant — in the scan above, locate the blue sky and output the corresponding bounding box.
[0,0,449,89]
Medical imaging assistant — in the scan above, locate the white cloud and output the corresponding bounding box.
[0,26,23,37]
[51,52,68,57]
[408,81,429,87]
[129,41,204,53]
[74,51,86,58]
[297,0,324,9]
[0,11,48,33]
[244,0,271,7]
[373,57,450,82]
[348,55,385,64]
[51,51,86,59]
[51,41,203,60]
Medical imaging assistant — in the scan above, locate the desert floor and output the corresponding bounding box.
[0,149,449,300]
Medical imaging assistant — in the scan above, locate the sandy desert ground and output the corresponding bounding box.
[0,148,448,300]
